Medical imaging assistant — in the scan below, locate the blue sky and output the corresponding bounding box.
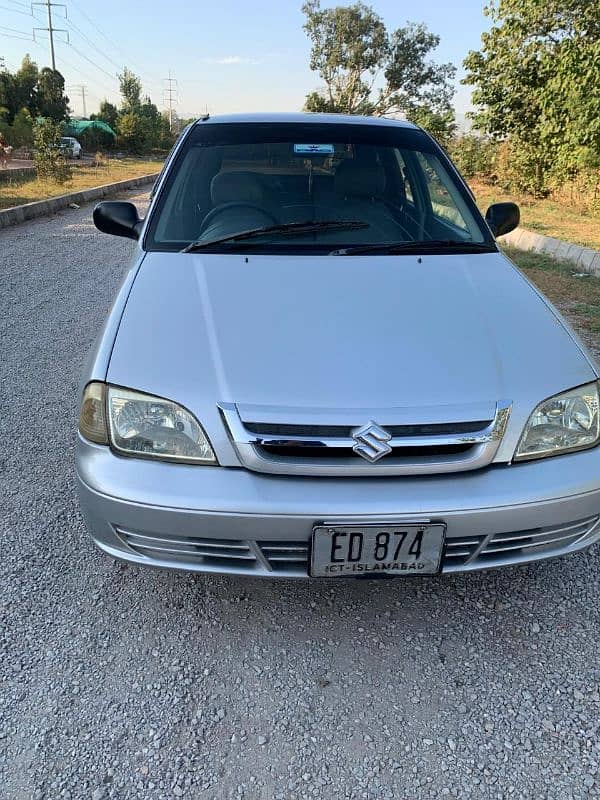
[0,0,491,119]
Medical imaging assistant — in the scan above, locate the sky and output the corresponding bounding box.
[0,0,492,120]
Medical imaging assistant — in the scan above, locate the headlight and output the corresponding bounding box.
[79,382,216,464]
[107,386,216,463]
[515,382,599,461]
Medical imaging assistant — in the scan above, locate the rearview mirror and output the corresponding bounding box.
[485,202,520,238]
[93,201,143,240]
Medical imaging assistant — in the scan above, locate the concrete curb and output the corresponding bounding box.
[500,226,600,277]
[0,172,160,230]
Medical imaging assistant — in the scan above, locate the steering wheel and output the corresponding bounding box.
[199,202,278,235]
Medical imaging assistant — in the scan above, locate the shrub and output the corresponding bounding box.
[33,118,72,183]
[449,134,497,181]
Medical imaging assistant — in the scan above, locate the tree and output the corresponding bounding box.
[93,99,119,131]
[116,111,148,154]
[302,0,456,129]
[37,68,69,121]
[118,67,142,112]
[0,54,39,123]
[13,55,39,118]
[463,0,600,195]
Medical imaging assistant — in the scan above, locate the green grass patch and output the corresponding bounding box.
[472,180,600,250]
[0,157,162,211]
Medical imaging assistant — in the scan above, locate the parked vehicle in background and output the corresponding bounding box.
[59,137,82,159]
[77,113,600,580]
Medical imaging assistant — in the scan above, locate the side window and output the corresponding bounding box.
[415,152,469,232]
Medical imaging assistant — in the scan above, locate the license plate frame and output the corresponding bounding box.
[310,522,446,577]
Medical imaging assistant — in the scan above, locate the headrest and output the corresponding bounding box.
[210,171,266,206]
[334,161,386,199]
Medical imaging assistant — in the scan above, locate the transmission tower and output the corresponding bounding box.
[32,0,69,71]
[72,84,87,117]
[163,70,178,132]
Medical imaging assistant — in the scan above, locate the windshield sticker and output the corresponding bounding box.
[293,144,335,155]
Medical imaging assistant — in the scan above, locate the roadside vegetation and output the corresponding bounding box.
[302,1,599,250]
[0,156,161,210]
[472,180,600,250]
[506,248,600,343]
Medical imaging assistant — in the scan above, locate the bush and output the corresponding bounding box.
[78,126,115,152]
[449,134,498,181]
[116,112,149,154]
[33,118,72,183]
[0,107,34,148]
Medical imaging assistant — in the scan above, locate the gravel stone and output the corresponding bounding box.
[1,192,599,799]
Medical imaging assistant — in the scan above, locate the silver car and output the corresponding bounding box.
[76,112,600,579]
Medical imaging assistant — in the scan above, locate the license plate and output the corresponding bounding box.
[310,523,445,577]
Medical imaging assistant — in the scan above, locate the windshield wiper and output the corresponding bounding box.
[182,219,370,252]
[329,239,497,256]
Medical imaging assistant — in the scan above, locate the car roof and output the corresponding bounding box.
[192,112,418,130]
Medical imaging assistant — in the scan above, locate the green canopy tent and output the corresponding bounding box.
[63,119,116,138]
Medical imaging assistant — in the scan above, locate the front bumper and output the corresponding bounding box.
[76,436,600,577]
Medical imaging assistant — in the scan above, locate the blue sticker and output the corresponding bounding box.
[294,144,335,155]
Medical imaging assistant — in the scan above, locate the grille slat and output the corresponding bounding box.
[245,420,492,438]
[133,544,256,559]
[490,519,592,544]
[121,530,250,550]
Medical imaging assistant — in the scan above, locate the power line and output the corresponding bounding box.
[0,3,35,15]
[0,30,33,40]
[68,0,163,85]
[0,25,33,36]
[66,39,117,81]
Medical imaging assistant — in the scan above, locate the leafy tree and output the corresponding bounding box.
[92,99,119,131]
[33,118,71,183]
[116,111,148,153]
[13,55,39,118]
[463,0,600,195]
[302,0,456,129]
[118,67,142,112]
[37,68,69,121]
[0,55,39,123]
[408,106,456,148]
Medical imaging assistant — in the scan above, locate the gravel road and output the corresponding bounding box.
[1,195,599,800]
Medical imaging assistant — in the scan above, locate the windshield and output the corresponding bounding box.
[145,122,494,253]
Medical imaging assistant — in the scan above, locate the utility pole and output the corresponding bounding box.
[32,0,68,71]
[163,70,178,132]
[72,84,87,117]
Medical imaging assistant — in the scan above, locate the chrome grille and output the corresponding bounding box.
[114,516,599,576]
[443,516,600,571]
[115,528,309,575]
[477,516,599,564]
[220,401,512,476]
[443,535,487,566]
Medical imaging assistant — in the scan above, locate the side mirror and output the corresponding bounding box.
[93,201,143,240]
[485,202,520,238]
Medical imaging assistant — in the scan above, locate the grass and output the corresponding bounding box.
[472,179,600,250]
[0,157,163,210]
[505,246,600,338]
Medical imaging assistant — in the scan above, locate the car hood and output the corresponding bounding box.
[107,251,596,464]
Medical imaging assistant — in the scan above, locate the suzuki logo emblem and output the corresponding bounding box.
[352,421,392,463]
